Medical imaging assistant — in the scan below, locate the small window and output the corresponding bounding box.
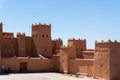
[32,34,34,37]
[46,35,48,37]
[42,34,44,38]
[45,49,47,52]
[101,64,103,67]
[36,34,38,37]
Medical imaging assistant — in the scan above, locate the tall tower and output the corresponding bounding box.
[0,22,3,72]
[17,33,26,57]
[94,40,120,80]
[32,23,52,58]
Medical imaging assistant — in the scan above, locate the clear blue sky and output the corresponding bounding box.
[0,0,120,48]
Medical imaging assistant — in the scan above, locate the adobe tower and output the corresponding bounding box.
[32,23,52,58]
[94,40,120,80]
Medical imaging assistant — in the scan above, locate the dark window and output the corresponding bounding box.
[32,34,34,37]
[101,64,103,67]
[46,35,48,37]
[36,34,37,37]
[42,34,44,38]
[45,49,47,52]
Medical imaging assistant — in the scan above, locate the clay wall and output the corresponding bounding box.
[68,59,94,76]
[52,38,63,55]
[68,38,86,50]
[25,37,33,57]
[1,57,54,72]
[1,38,18,57]
[3,32,14,38]
[95,40,120,80]
[67,47,77,59]
[53,55,60,72]
[83,51,94,59]
[17,33,26,57]
[94,41,111,80]
[109,41,120,80]
[59,46,68,73]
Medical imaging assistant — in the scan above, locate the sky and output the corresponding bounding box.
[0,0,120,48]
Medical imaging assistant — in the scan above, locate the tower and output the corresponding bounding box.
[94,40,120,80]
[32,23,52,58]
[17,33,26,57]
[0,22,3,72]
[52,38,63,55]
[67,38,86,58]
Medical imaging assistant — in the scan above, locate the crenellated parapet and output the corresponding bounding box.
[53,38,62,41]
[95,39,120,50]
[68,38,86,41]
[32,23,51,27]
[16,32,26,38]
[95,39,120,43]
[3,32,14,38]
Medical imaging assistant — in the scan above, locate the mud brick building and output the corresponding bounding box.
[0,22,120,80]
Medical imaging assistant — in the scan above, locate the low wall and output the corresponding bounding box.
[68,59,94,75]
[82,51,94,59]
[1,57,54,72]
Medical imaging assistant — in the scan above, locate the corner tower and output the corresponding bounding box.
[67,38,86,58]
[94,40,120,80]
[32,23,52,58]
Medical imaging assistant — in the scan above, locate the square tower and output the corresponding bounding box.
[32,23,52,58]
[94,40,120,80]
[67,38,86,58]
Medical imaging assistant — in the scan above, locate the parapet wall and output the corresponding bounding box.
[95,40,120,51]
[68,59,94,76]
[3,32,14,38]
[32,23,51,27]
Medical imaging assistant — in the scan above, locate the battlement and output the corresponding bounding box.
[3,32,14,38]
[95,39,120,43]
[32,23,51,27]
[16,32,26,37]
[53,38,62,41]
[68,38,86,41]
[95,40,120,49]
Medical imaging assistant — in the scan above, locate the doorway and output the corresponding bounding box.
[20,62,27,72]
